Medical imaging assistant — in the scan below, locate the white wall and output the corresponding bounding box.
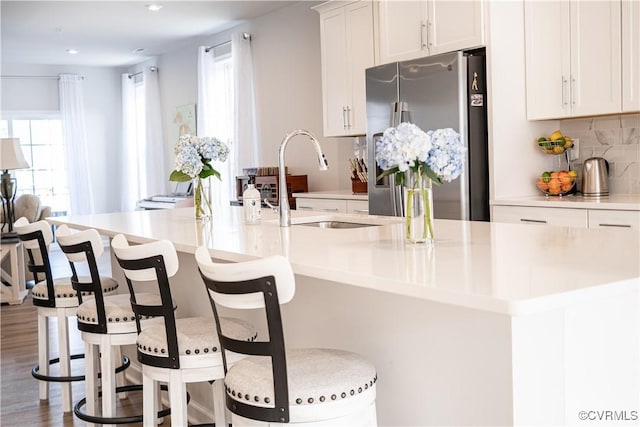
[485,0,559,200]
[149,1,351,197]
[0,63,124,213]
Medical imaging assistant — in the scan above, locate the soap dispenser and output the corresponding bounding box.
[243,177,261,224]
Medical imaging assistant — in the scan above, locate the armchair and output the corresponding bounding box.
[1,194,52,281]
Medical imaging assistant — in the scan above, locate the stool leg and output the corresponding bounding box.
[114,345,127,399]
[142,371,157,427]
[37,313,49,401]
[213,379,227,427]
[169,371,187,427]
[57,310,72,412]
[101,337,116,427]
[85,341,98,427]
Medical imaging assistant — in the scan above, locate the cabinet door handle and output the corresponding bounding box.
[427,21,433,47]
[345,106,351,129]
[420,21,427,49]
[520,218,547,224]
[298,205,313,210]
[322,207,340,212]
[342,107,348,130]
[571,76,576,106]
[561,76,568,107]
[598,223,632,228]
[352,209,369,213]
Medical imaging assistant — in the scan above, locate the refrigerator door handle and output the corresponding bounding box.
[390,102,409,127]
[391,102,399,127]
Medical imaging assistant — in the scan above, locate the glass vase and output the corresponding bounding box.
[403,171,434,244]
[194,177,213,220]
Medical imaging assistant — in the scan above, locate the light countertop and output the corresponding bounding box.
[48,207,639,316]
[492,193,640,210]
[293,190,367,201]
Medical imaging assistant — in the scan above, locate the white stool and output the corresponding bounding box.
[195,248,378,426]
[111,234,257,427]
[14,218,118,413]
[56,225,165,426]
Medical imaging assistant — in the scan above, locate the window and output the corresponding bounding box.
[199,46,235,205]
[209,52,234,144]
[0,117,70,215]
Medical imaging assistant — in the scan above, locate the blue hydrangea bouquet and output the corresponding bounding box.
[170,134,229,219]
[375,122,465,243]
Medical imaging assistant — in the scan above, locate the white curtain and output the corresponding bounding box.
[58,74,95,215]
[232,32,261,173]
[198,45,233,208]
[197,34,260,207]
[120,66,165,211]
[142,66,165,197]
[120,73,139,211]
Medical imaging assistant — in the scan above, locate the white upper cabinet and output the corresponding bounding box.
[525,0,623,120]
[571,0,621,117]
[622,0,640,112]
[377,0,484,64]
[315,1,376,137]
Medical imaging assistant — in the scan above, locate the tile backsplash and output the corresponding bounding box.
[561,113,640,194]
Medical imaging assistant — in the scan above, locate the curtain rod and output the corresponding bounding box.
[127,66,158,79]
[204,32,252,53]
[1,75,84,80]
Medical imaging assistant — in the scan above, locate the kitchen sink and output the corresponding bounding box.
[295,221,381,229]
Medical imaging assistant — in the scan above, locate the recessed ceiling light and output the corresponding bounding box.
[133,48,145,54]
[66,48,79,54]
[145,4,163,12]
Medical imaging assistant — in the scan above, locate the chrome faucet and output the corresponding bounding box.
[278,129,329,227]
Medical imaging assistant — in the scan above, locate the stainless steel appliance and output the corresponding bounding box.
[366,49,489,221]
[582,157,609,197]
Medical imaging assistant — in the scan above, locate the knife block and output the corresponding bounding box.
[351,179,367,194]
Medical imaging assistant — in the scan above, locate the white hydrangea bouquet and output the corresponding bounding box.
[376,123,465,243]
[170,134,230,219]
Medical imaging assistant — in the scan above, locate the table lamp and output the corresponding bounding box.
[1,138,30,240]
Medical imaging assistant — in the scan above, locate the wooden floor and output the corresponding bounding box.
[0,246,149,426]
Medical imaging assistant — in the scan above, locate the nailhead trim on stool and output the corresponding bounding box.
[31,276,118,300]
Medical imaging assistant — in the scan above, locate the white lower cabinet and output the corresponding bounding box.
[492,206,588,228]
[347,199,369,214]
[295,198,348,213]
[493,205,640,230]
[588,209,640,231]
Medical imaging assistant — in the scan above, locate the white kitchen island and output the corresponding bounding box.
[49,207,640,426]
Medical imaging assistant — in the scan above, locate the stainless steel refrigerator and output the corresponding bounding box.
[366,49,489,221]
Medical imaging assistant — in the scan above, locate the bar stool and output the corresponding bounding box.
[14,218,118,413]
[55,225,167,426]
[111,234,257,427]
[195,248,378,426]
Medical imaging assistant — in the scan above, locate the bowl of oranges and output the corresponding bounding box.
[537,130,574,155]
[536,170,577,196]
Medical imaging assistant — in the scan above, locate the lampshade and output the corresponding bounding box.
[0,138,30,170]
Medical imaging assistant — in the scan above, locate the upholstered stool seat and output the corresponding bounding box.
[196,248,378,426]
[226,348,377,413]
[111,234,257,427]
[76,293,160,330]
[137,316,256,359]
